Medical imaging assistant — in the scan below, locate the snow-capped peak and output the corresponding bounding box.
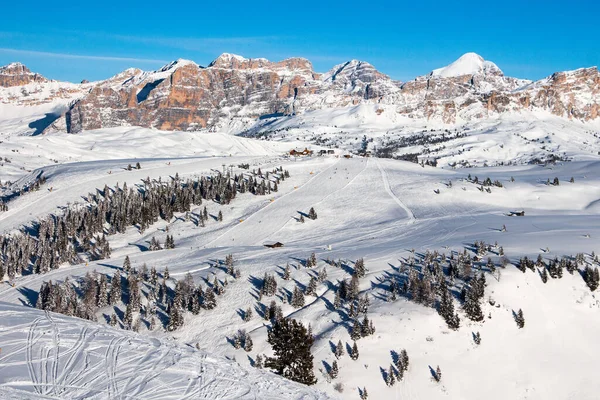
[208,53,250,68]
[157,59,199,72]
[0,62,32,74]
[429,52,502,78]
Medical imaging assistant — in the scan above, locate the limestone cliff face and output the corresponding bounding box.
[0,63,47,87]
[1,53,599,133]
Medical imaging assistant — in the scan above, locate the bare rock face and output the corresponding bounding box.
[0,63,47,87]
[2,53,599,133]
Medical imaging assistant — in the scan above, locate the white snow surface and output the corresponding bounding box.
[430,52,503,78]
[0,302,330,400]
[1,95,600,399]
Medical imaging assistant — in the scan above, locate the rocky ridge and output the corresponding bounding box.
[0,53,598,133]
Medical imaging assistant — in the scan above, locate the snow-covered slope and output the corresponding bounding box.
[0,302,331,399]
[429,52,503,78]
[2,129,600,398]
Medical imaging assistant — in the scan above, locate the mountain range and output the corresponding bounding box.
[0,52,598,134]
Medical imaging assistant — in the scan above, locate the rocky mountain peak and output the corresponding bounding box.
[0,62,48,87]
[158,58,200,72]
[207,53,314,74]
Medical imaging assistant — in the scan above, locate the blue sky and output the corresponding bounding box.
[0,0,597,82]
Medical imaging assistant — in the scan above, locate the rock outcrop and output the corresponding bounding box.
[0,63,47,87]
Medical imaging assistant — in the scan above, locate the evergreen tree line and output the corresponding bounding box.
[36,255,243,331]
[0,166,289,281]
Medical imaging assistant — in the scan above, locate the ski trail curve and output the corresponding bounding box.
[375,158,416,224]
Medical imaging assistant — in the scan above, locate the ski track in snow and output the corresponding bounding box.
[375,158,416,224]
[0,303,331,399]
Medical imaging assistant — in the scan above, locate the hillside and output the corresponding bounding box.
[0,302,330,399]
[1,130,600,398]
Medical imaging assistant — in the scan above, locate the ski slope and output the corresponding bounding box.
[1,120,600,399]
[0,302,331,400]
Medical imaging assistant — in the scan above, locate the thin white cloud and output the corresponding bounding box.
[0,48,167,64]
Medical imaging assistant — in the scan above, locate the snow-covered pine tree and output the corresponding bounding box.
[350,341,359,360]
[308,207,317,220]
[335,340,344,358]
[291,286,305,308]
[317,267,327,283]
[123,256,131,273]
[203,288,217,309]
[329,360,339,379]
[515,309,525,328]
[244,306,253,321]
[386,365,396,386]
[435,365,442,382]
[283,264,291,280]
[400,349,409,371]
[97,274,109,308]
[360,387,368,400]
[333,289,341,309]
[354,258,366,278]
[305,277,317,296]
[123,302,133,329]
[350,320,362,341]
[463,284,484,322]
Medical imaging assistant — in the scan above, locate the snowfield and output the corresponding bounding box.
[1,103,600,399]
[0,302,331,400]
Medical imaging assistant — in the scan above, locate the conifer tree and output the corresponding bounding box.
[333,289,341,309]
[123,256,131,273]
[218,211,223,222]
[109,271,122,305]
[329,360,339,379]
[400,349,409,371]
[360,387,368,400]
[354,258,366,278]
[351,320,362,341]
[97,274,109,308]
[435,365,442,382]
[244,306,253,321]
[386,365,396,386]
[463,284,484,322]
[350,341,359,360]
[438,279,460,330]
[305,277,318,296]
[515,309,525,328]
[254,354,264,369]
[123,302,133,329]
[291,286,305,308]
[167,302,183,331]
[283,264,291,280]
[244,332,253,352]
[233,332,242,349]
[335,340,345,358]
[203,288,217,309]
[265,318,317,385]
[308,207,317,220]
